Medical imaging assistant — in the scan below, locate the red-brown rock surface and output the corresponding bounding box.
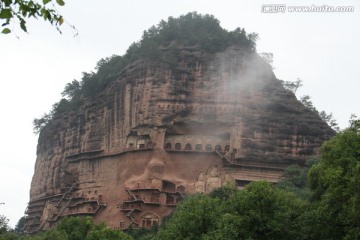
[25,46,334,232]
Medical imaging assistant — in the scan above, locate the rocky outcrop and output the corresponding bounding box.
[25,46,334,232]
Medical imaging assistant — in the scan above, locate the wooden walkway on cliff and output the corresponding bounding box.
[24,182,106,234]
[118,186,184,229]
[65,146,155,162]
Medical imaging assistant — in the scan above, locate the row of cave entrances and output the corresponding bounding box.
[164,142,230,152]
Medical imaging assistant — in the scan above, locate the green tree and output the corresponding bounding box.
[300,95,317,112]
[319,111,339,131]
[86,224,133,240]
[156,194,221,240]
[307,116,360,239]
[206,182,305,240]
[156,182,305,240]
[32,113,51,134]
[55,217,93,240]
[14,217,25,235]
[259,52,274,69]
[0,0,65,34]
[0,231,21,240]
[22,217,134,240]
[61,80,81,100]
[2,215,135,240]
[208,182,237,201]
[276,158,319,200]
[37,229,69,240]
[127,225,158,240]
[0,214,9,235]
[280,78,303,94]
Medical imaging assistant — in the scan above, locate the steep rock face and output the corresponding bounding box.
[25,46,334,232]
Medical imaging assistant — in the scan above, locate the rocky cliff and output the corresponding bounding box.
[25,45,334,233]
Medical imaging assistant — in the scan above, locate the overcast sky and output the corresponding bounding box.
[0,0,359,227]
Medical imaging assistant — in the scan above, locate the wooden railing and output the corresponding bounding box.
[67,146,154,162]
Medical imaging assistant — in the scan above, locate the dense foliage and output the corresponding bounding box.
[156,182,306,240]
[276,158,318,200]
[305,115,360,239]
[0,217,133,240]
[33,12,258,133]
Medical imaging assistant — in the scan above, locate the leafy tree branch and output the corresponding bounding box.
[0,0,65,34]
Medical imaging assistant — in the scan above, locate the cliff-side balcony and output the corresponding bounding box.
[25,208,43,215]
[27,194,63,205]
[165,203,177,207]
[62,204,106,217]
[143,199,161,205]
[67,199,104,208]
[122,198,143,204]
[126,186,161,193]
[27,202,47,209]
[68,146,154,162]
[118,204,142,212]
[25,214,42,220]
